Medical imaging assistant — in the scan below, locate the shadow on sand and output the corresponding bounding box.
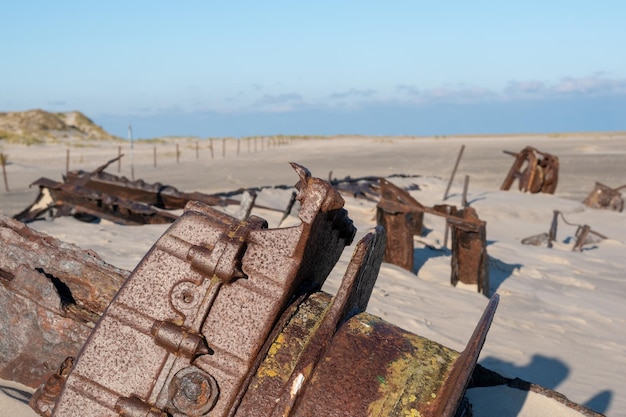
[0,383,32,405]
[478,354,612,415]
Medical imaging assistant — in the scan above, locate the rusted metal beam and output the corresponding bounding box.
[501,146,559,194]
[16,177,180,225]
[0,215,128,388]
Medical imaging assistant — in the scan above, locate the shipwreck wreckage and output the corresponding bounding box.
[0,159,608,416]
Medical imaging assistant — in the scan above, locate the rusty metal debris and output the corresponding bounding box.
[13,155,241,225]
[376,178,489,295]
[450,207,489,296]
[376,178,425,271]
[583,182,625,212]
[500,146,559,194]
[329,172,421,201]
[521,210,608,251]
[20,163,500,417]
[0,215,128,388]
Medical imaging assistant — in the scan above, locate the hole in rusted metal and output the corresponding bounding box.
[35,268,76,307]
[0,267,15,281]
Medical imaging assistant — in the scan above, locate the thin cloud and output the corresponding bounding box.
[552,75,626,95]
[249,93,305,112]
[48,100,67,106]
[397,83,496,103]
[329,89,377,99]
[505,81,548,96]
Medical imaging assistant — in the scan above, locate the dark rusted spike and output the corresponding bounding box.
[429,294,499,417]
[548,210,560,248]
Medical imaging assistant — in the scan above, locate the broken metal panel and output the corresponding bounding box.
[0,216,128,388]
[450,207,490,296]
[501,147,559,194]
[583,182,625,212]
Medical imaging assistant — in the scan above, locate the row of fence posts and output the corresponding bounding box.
[1,137,292,193]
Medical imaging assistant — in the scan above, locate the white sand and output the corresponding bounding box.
[1,133,625,416]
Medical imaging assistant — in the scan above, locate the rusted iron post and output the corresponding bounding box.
[176,143,180,163]
[117,146,121,173]
[1,152,9,192]
[376,178,424,272]
[0,216,128,388]
[222,138,226,158]
[501,147,559,194]
[254,137,258,152]
[547,210,559,248]
[210,139,215,159]
[450,207,489,296]
[247,137,251,153]
[443,144,465,201]
[462,175,470,207]
[583,182,625,212]
[65,148,70,174]
[573,225,591,252]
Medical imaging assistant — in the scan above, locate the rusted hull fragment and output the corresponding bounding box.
[0,216,128,388]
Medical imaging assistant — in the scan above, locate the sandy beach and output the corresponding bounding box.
[1,132,625,416]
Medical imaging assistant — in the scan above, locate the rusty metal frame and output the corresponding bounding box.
[500,146,559,194]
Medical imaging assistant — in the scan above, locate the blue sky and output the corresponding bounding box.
[2,1,625,138]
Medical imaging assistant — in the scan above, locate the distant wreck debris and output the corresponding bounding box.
[501,146,559,194]
[583,182,625,212]
[14,156,240,225]
[376,178,489,296]
[521,210,608,251]
[329,172,421,201]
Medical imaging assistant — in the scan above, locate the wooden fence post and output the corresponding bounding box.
[1,153,9,192]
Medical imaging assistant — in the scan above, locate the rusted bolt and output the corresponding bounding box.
[169,367,219,415]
